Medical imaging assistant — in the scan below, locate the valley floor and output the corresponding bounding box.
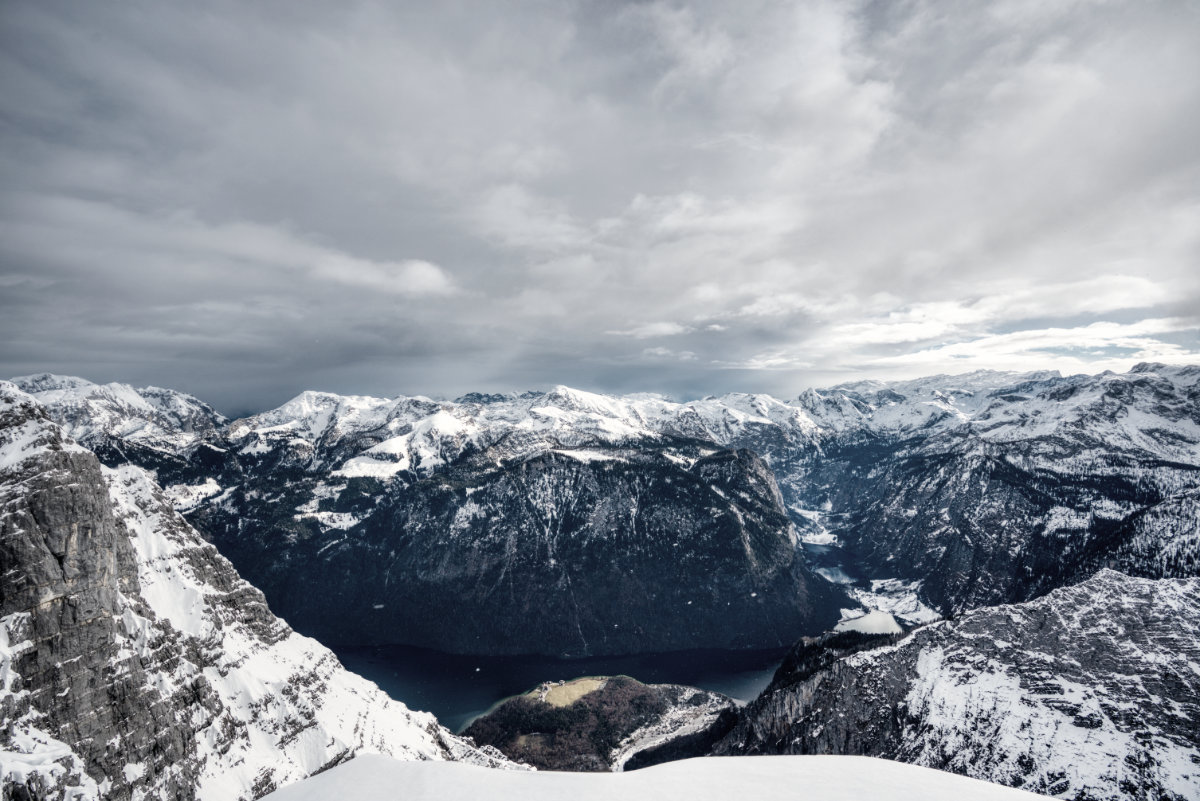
[263,754,1047,801]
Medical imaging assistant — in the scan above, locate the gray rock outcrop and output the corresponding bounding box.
[0,382,516,801]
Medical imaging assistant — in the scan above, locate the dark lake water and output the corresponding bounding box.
[333,643,790,733]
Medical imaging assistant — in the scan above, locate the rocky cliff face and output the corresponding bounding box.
[715,570,1200,801]
[0,382,515,801]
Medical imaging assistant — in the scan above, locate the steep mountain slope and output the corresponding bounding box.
[716,570,1200,801]
[0,382,515,801]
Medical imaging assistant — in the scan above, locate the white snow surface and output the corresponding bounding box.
[834,610,903,634]
[162,478,222,513]
[263,754,1045,801]
[847,578,942,625]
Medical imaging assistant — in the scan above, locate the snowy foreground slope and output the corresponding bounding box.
[263,754,1045,801]
[0,382,514,801]
[717,570,1200,800]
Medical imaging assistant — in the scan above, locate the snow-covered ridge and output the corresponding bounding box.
[15,364,1200,631]
[16,363,1200,480]
[218,362,1200,506]
[11,372,226,457]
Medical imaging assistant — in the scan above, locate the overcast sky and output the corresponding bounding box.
[2,0,1197,414]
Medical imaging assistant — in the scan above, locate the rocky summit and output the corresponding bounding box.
[0,382,516,801]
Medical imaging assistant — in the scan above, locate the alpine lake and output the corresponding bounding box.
[333,642,790,733]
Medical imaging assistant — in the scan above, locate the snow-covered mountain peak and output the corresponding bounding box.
[1128,361,1200,383]
[538,385,650,422]
[10,374,226,458]
[232,389,391,440]
[10,372,97,393]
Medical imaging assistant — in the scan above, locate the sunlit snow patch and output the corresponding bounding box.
[791,506,839,545]
[163,479,222,513]
[553,449,629,464]
[815,566,856,584]
[848,578,941,625]
[835,610,903,635]
[295,511,361,531]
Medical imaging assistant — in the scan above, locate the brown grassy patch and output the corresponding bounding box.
[541,677,607,707]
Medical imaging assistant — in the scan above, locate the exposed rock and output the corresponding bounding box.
[0,382,517,801]
[715,570,1200,801]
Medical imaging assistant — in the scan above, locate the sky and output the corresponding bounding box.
[1,0,1198,415]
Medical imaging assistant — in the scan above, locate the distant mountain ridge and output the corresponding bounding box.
[12,363,1200,655]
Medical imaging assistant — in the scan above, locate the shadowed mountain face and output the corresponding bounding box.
[12,364,1200,656]
[193,444,844,656]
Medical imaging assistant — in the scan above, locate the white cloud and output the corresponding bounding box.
[858,318,1200,377]
[642,346,698,361]
[609,322,691,339]
[469,183,588,251]
[1,195,457,297]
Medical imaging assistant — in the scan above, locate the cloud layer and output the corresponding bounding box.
[2,0,1197,412]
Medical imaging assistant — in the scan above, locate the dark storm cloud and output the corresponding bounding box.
[2,0,1198,413]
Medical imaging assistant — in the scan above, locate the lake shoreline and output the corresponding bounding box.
[331,642,791,733]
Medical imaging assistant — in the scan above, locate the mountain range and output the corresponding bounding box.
[13,363,1199,654]
[3,364,1199,800]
